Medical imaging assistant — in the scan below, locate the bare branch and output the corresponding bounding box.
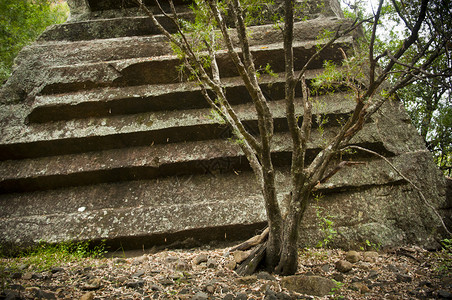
[299,76,312,166]
[387,50,447,78]
[391,0,413,31]
[284,0,301,155]
[369,0,384,85]
[378,0,429,80]
[229,0,257,77]
[344,145,452,237]
[316,161,366,185]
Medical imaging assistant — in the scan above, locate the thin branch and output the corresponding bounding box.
[299,75,312,167]
[284,0,302,169]
[391,0,413,31]
[387,51,447,78]
[295,16,373,84]
[378,0,429,79]
[230,0,257,77]
[369,0,384,85]
[316,161,366,185]
[344,145,451,237]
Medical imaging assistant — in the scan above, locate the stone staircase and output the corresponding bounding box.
[0,0,448,251]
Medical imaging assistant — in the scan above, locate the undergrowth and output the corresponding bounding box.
[435,238,452,274]
[0,240,107,274]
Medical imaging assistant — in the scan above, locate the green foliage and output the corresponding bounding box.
[341,0,452,175]
[330,279,345,299]
[402,83,451,176]
[171,0,222,81]
[440,239,452,251]
[241,0,278,25]
[312,60,342,91]
[207,108,226,124]
[312,49,367,98]
[314,194,337,248]
[315,29,334,51]
[0,240,107,273]
[435,239,452,273]
[359,239,381,252]
[256,63,277,79]
[0,0,69,83]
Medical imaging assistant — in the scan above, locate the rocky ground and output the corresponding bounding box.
[1,244,451,300]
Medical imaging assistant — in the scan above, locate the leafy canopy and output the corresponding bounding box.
[0,0,69,83]
[342,0,451,175]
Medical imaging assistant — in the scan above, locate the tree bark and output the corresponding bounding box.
[275,186,310,275]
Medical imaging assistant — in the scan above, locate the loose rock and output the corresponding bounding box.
[346,251,361,263]
[125,279,145,288]
[207,258,218,269]
[235,293,248,300]
[281,275,336,297]
[114,258,126,264]
[175,260,190,271]
[194,254,208,265]
[336,260,353,273]
[362,251,379,262]
[225,259,236,270]
[191,291,209,300]
[256,271,276,281]
[438,290,452,299]
[396,273,413,283]
[350,282,371,294]
[235,275,258,284]
[132,270,146,278]
[80,292,95,300]
[82,278,102,290]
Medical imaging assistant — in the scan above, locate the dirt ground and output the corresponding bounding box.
[1,244,451,299]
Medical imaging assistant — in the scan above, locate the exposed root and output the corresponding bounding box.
[229,227,269,252]
[228,228,269,276]
[235,242,267,276]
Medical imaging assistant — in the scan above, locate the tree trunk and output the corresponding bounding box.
[261,160,283,271]
[275,187,310,275]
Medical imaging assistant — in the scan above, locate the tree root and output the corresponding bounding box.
[229,227,269,252]
[228,228,269,276]
[235,241,267,276]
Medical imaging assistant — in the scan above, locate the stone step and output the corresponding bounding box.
[0,152,408,220]
[0,151,411,247]
[39,12,195,42]
[29,18,350,66]
[19,18,351,76]
[37,37,352,95]
[1,93,356,161]
[0,126,388,193]
[29,70,331,123]
[87,0,190,13]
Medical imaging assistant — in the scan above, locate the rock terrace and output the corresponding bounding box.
[0,0,449,250]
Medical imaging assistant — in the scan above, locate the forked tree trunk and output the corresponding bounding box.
[234,186,312,276]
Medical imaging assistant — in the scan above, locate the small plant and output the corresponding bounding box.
[256,63,278,79]
[359,239,381,252]
[329,279,345,299]
[440,239,452,252]
[314,194,337,248]
[435,239,452,273]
